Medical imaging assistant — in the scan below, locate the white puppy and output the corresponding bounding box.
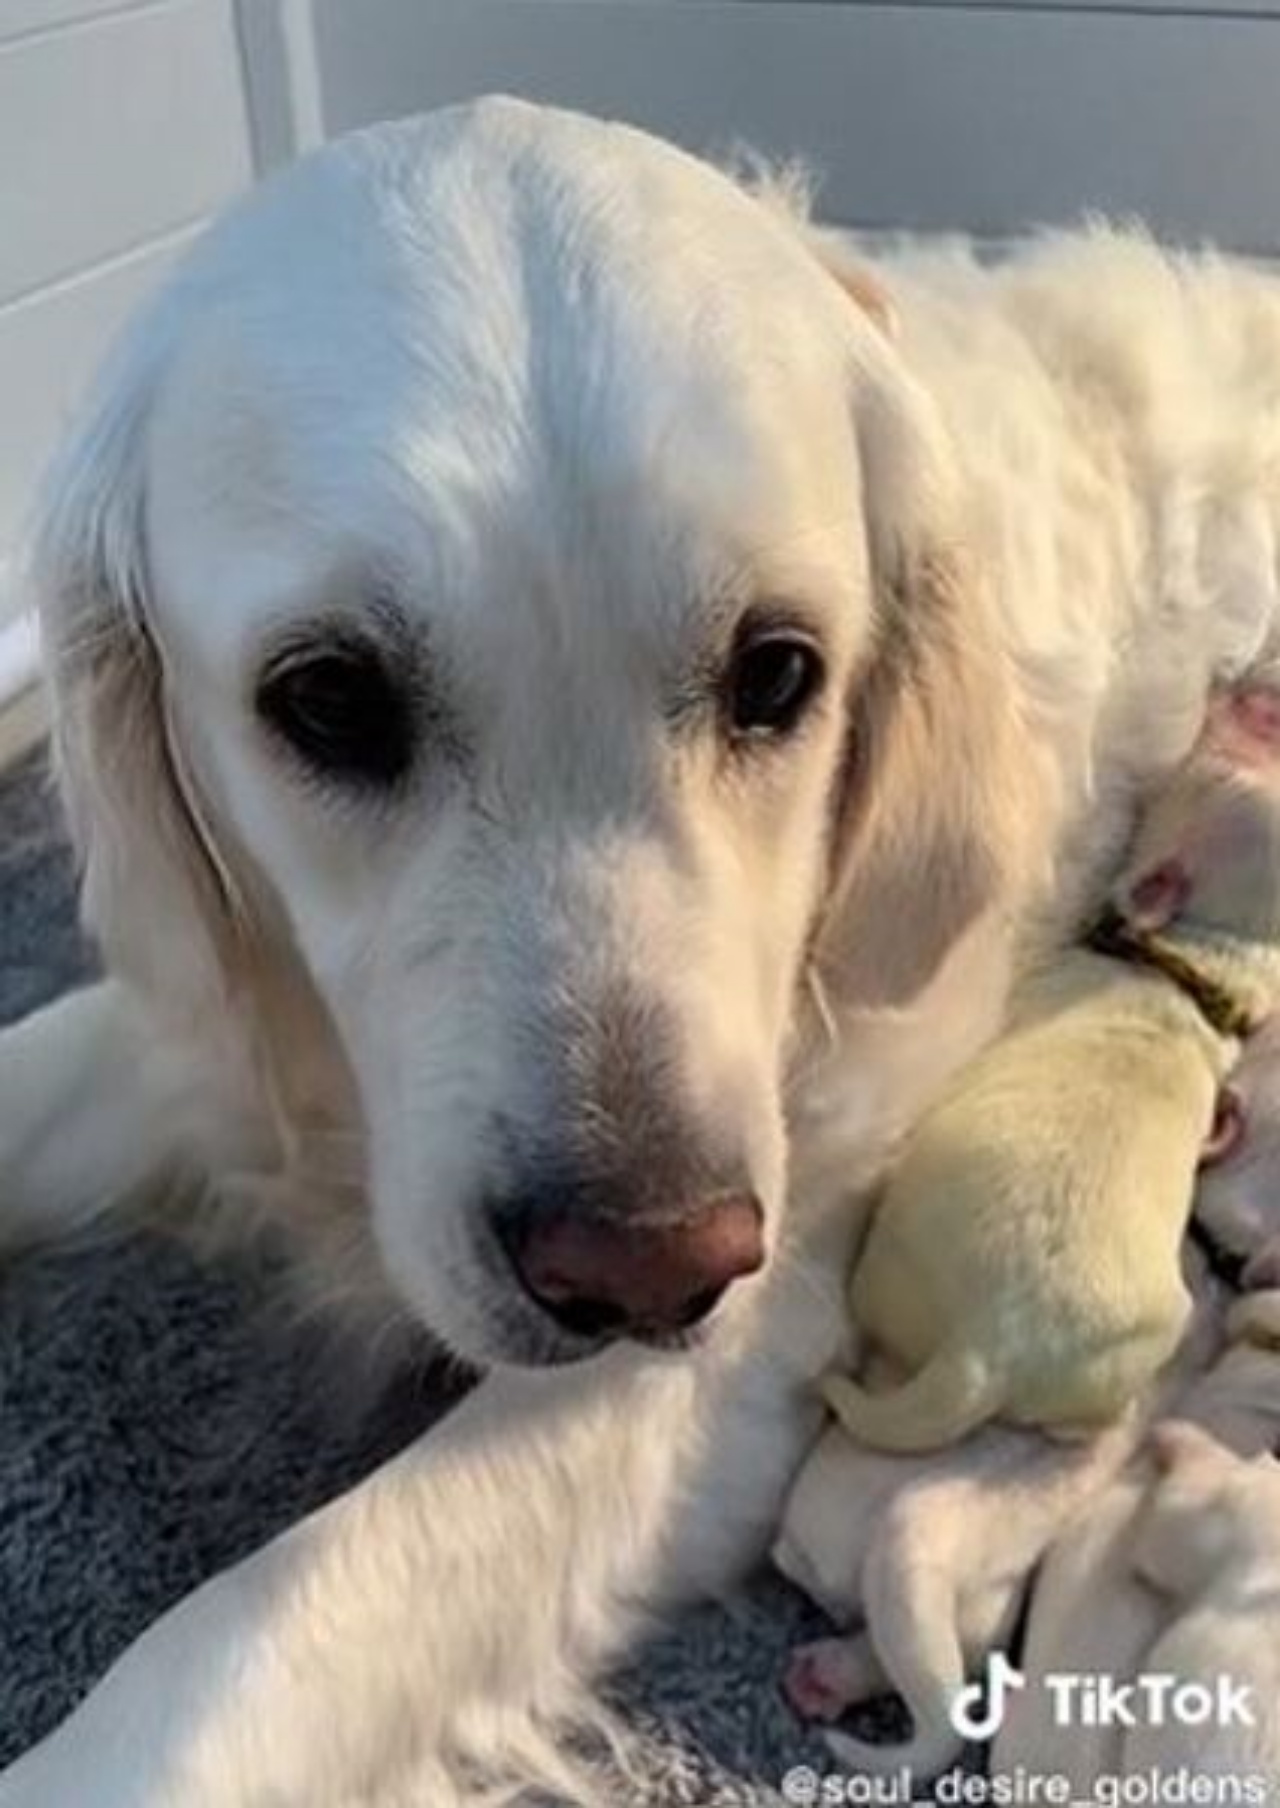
[773,1258,1240,1782]
[774,1414,1137,1780]
[993,1288,1280,1787]
[5,96,1280,1806]
[1126,1412,1280,1783]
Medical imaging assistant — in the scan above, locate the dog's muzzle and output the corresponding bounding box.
[493,1191,765,1342]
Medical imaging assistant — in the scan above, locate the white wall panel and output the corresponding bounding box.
[1,0,252,305]
[0,0,253,631]
[0,228,199,555]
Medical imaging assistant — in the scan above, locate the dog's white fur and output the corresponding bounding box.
[5,97,1280,1804]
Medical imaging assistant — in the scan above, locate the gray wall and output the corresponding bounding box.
[310,0,1280,251]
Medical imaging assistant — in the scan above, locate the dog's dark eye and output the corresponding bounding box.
[256,641,414,787]
[726,631,825,738]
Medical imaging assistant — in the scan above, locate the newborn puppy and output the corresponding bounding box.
[775,1415,1137,1780]
[1128,682,1280,1290]
[992,1286,1280,1789]
[1125,1414,1280,1781]
[1112,682,1280,1021]
[824,684,1280,1453]
[775,1265,1227,1783]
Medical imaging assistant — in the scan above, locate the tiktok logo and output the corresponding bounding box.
[947,1659,1254,1744]
[949,1653,1027,1740]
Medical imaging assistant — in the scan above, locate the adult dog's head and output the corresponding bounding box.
[34,99,1018,1367]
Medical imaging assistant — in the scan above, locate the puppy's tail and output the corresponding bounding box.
[821,1346,1002,1453]
[826,1700,965,1784]
[822,1509,977,1783]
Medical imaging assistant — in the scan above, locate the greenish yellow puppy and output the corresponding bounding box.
[824,684,1280,1453]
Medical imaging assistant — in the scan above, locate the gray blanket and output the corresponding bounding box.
[0,748,893,1805]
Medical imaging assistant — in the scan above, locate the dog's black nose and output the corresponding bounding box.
[494,1192,765,1340]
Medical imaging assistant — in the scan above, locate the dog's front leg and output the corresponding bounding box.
[0,981,193,1248]
[0,1304,819,1808]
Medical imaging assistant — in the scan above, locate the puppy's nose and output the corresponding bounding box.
[497,1193,765,1339]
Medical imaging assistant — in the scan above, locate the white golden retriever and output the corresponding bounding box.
[3,95,1280,1806]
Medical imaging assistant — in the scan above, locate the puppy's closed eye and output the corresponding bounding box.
[255,634,416,789]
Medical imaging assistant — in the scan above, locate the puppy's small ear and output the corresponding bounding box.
[1119,858,1192,932]
[816,309,1032,1008]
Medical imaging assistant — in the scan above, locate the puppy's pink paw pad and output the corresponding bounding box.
[783,1643,856,1722]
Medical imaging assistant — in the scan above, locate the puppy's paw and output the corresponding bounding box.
[784,1638,871,1722]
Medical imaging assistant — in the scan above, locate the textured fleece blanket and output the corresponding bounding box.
[0,746,904,1805]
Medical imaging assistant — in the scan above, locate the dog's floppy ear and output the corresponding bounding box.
[816,295,1031,1008]
[32,317,246,1030]
[35,317,358,1154]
